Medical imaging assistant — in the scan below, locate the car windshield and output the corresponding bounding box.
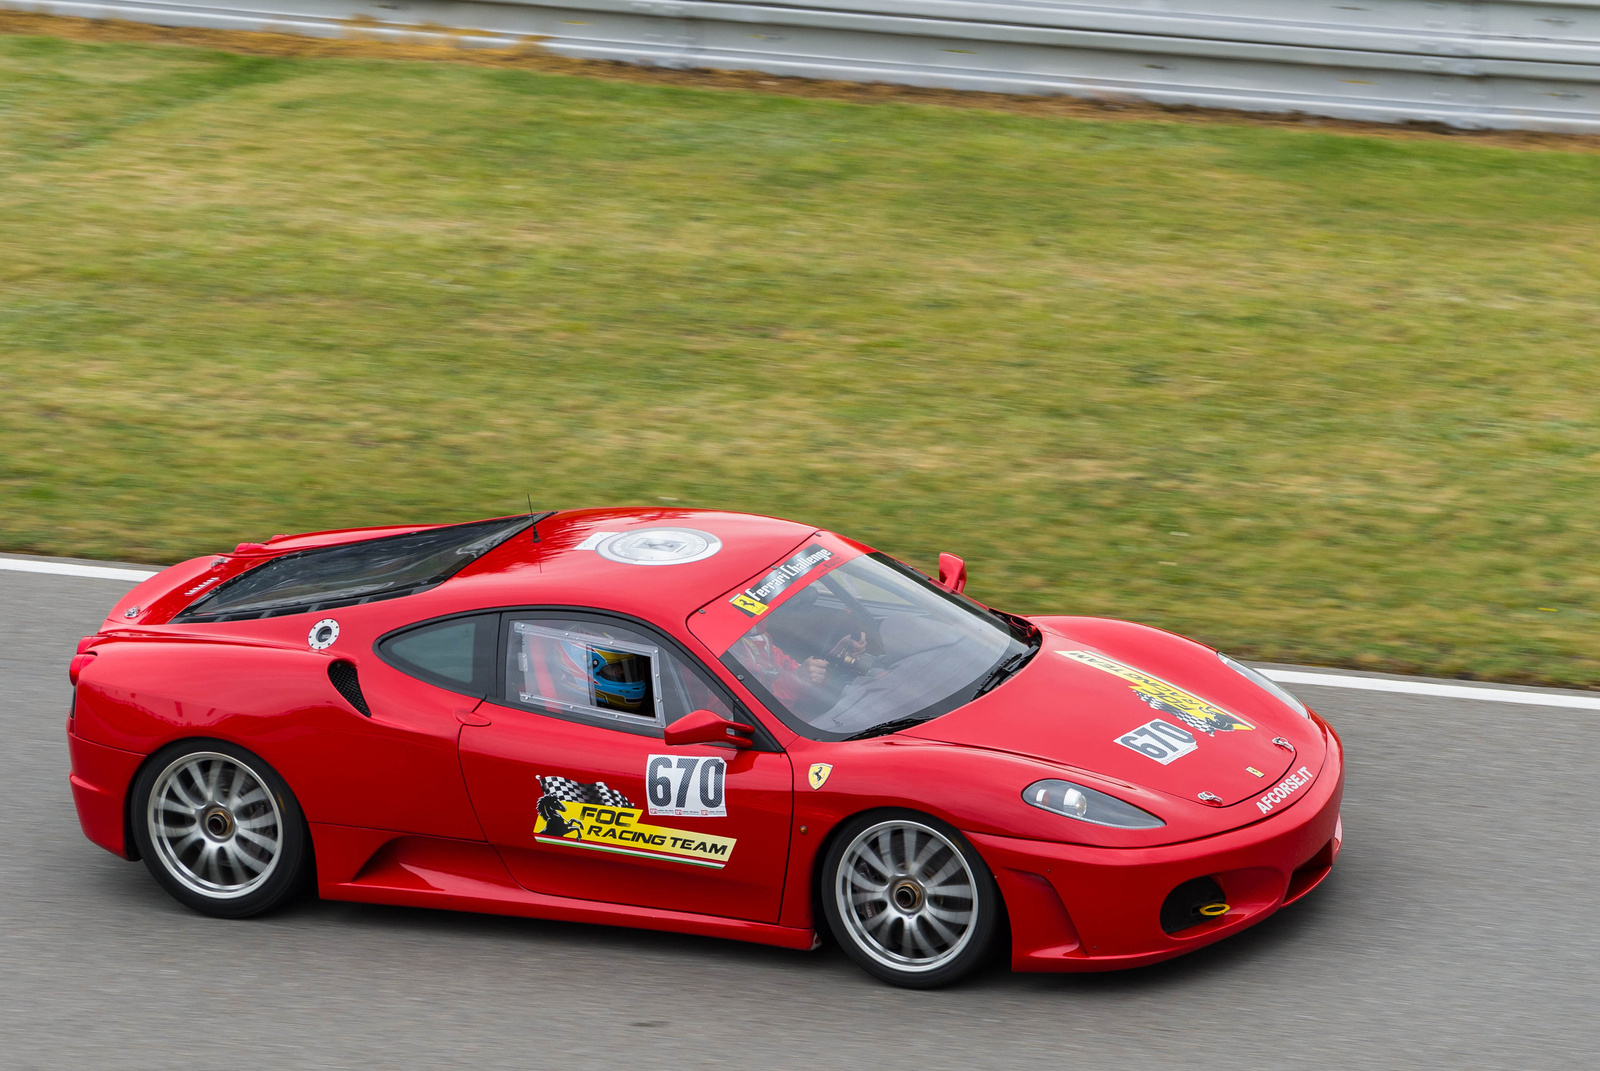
[721,553,1032,739]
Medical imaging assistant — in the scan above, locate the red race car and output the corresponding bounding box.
[67,509,1342,987]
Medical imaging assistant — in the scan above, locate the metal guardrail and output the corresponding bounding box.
[10,0,1600,131]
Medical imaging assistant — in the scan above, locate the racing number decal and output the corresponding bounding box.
[1116,718,1198,765]
[646,755,727,817]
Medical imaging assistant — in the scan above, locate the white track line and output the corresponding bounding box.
[5,554,1598,710]
[1260,668,1600,711]
[0,557,158,582]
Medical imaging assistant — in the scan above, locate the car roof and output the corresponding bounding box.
[441,507,824,626]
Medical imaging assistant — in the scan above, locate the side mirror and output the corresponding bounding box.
[937,552,968,594]
[664,708,755,749]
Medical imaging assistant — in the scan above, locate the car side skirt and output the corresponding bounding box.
[312,823,818,952]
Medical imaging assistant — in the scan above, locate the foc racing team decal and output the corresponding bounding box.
[1060,650,1255,736]
[534,775,735,869]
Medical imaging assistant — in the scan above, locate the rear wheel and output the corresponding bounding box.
[130,740,310,918]
[821,811,998,988]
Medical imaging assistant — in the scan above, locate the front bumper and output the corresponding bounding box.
[972,726,1344,972]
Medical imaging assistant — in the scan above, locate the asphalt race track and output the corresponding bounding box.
[4,564,1596,1070]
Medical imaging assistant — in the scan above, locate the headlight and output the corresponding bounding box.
[1023,779,1165,829]
[1218,652,1309,718]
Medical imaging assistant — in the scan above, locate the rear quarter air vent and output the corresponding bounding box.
[328,660,372,717]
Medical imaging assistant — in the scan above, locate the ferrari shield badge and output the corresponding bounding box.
[808,763,833,790]
[1059,649,1255,735]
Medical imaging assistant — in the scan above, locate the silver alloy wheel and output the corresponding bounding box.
[835,819,978,974]
[146,751,283,899]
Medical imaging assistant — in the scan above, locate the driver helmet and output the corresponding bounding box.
[558,640,650,712]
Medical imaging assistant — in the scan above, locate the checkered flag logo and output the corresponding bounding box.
[1138,691,1213,736]
[538,775,633,809]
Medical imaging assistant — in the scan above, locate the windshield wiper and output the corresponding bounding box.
[842,715,937,741]
[975,647,1035,697]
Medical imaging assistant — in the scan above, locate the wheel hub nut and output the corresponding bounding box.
[203,808,235,840]
[891,880,924,912]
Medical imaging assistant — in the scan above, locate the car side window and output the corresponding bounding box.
[503,615,740,731]
[508,619,663,726]
[675,664,739,725]
[379,613,497,696]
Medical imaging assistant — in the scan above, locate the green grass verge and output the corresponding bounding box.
[3,32,1600,685]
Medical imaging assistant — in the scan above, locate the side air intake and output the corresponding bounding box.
[328,660,372,717]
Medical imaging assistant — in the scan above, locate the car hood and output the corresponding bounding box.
[905,616,1325,809]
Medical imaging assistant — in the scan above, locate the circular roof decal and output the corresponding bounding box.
[596,528,722,566]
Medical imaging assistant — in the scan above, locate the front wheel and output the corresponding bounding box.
[130,740,311,918]
[820,811,999,988]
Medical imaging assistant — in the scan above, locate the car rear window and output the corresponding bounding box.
[379,613,499,695]
[174,515,543,622]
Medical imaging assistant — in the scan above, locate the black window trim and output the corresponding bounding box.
[485,606,783,750]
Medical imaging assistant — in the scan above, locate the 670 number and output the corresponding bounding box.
[1115,719,1198,765]
[646,755,727,817]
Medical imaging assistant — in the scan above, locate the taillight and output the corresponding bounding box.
[68,652,96,686]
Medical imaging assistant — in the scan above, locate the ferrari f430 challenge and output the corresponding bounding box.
[67,509,1342,986]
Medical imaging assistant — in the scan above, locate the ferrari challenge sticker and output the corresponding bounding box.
[646,755,727,817]
[1257,765,1314,814]
[1059,650,1255,736]
[534,776,735,868]
[1116,718,1198,765]
[729,544,834,617]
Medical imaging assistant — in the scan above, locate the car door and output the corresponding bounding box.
[458,612,794,923]
[308,610,500,840]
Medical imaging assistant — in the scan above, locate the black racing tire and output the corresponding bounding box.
[820,809,1000,988]
[129,739,311,919]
